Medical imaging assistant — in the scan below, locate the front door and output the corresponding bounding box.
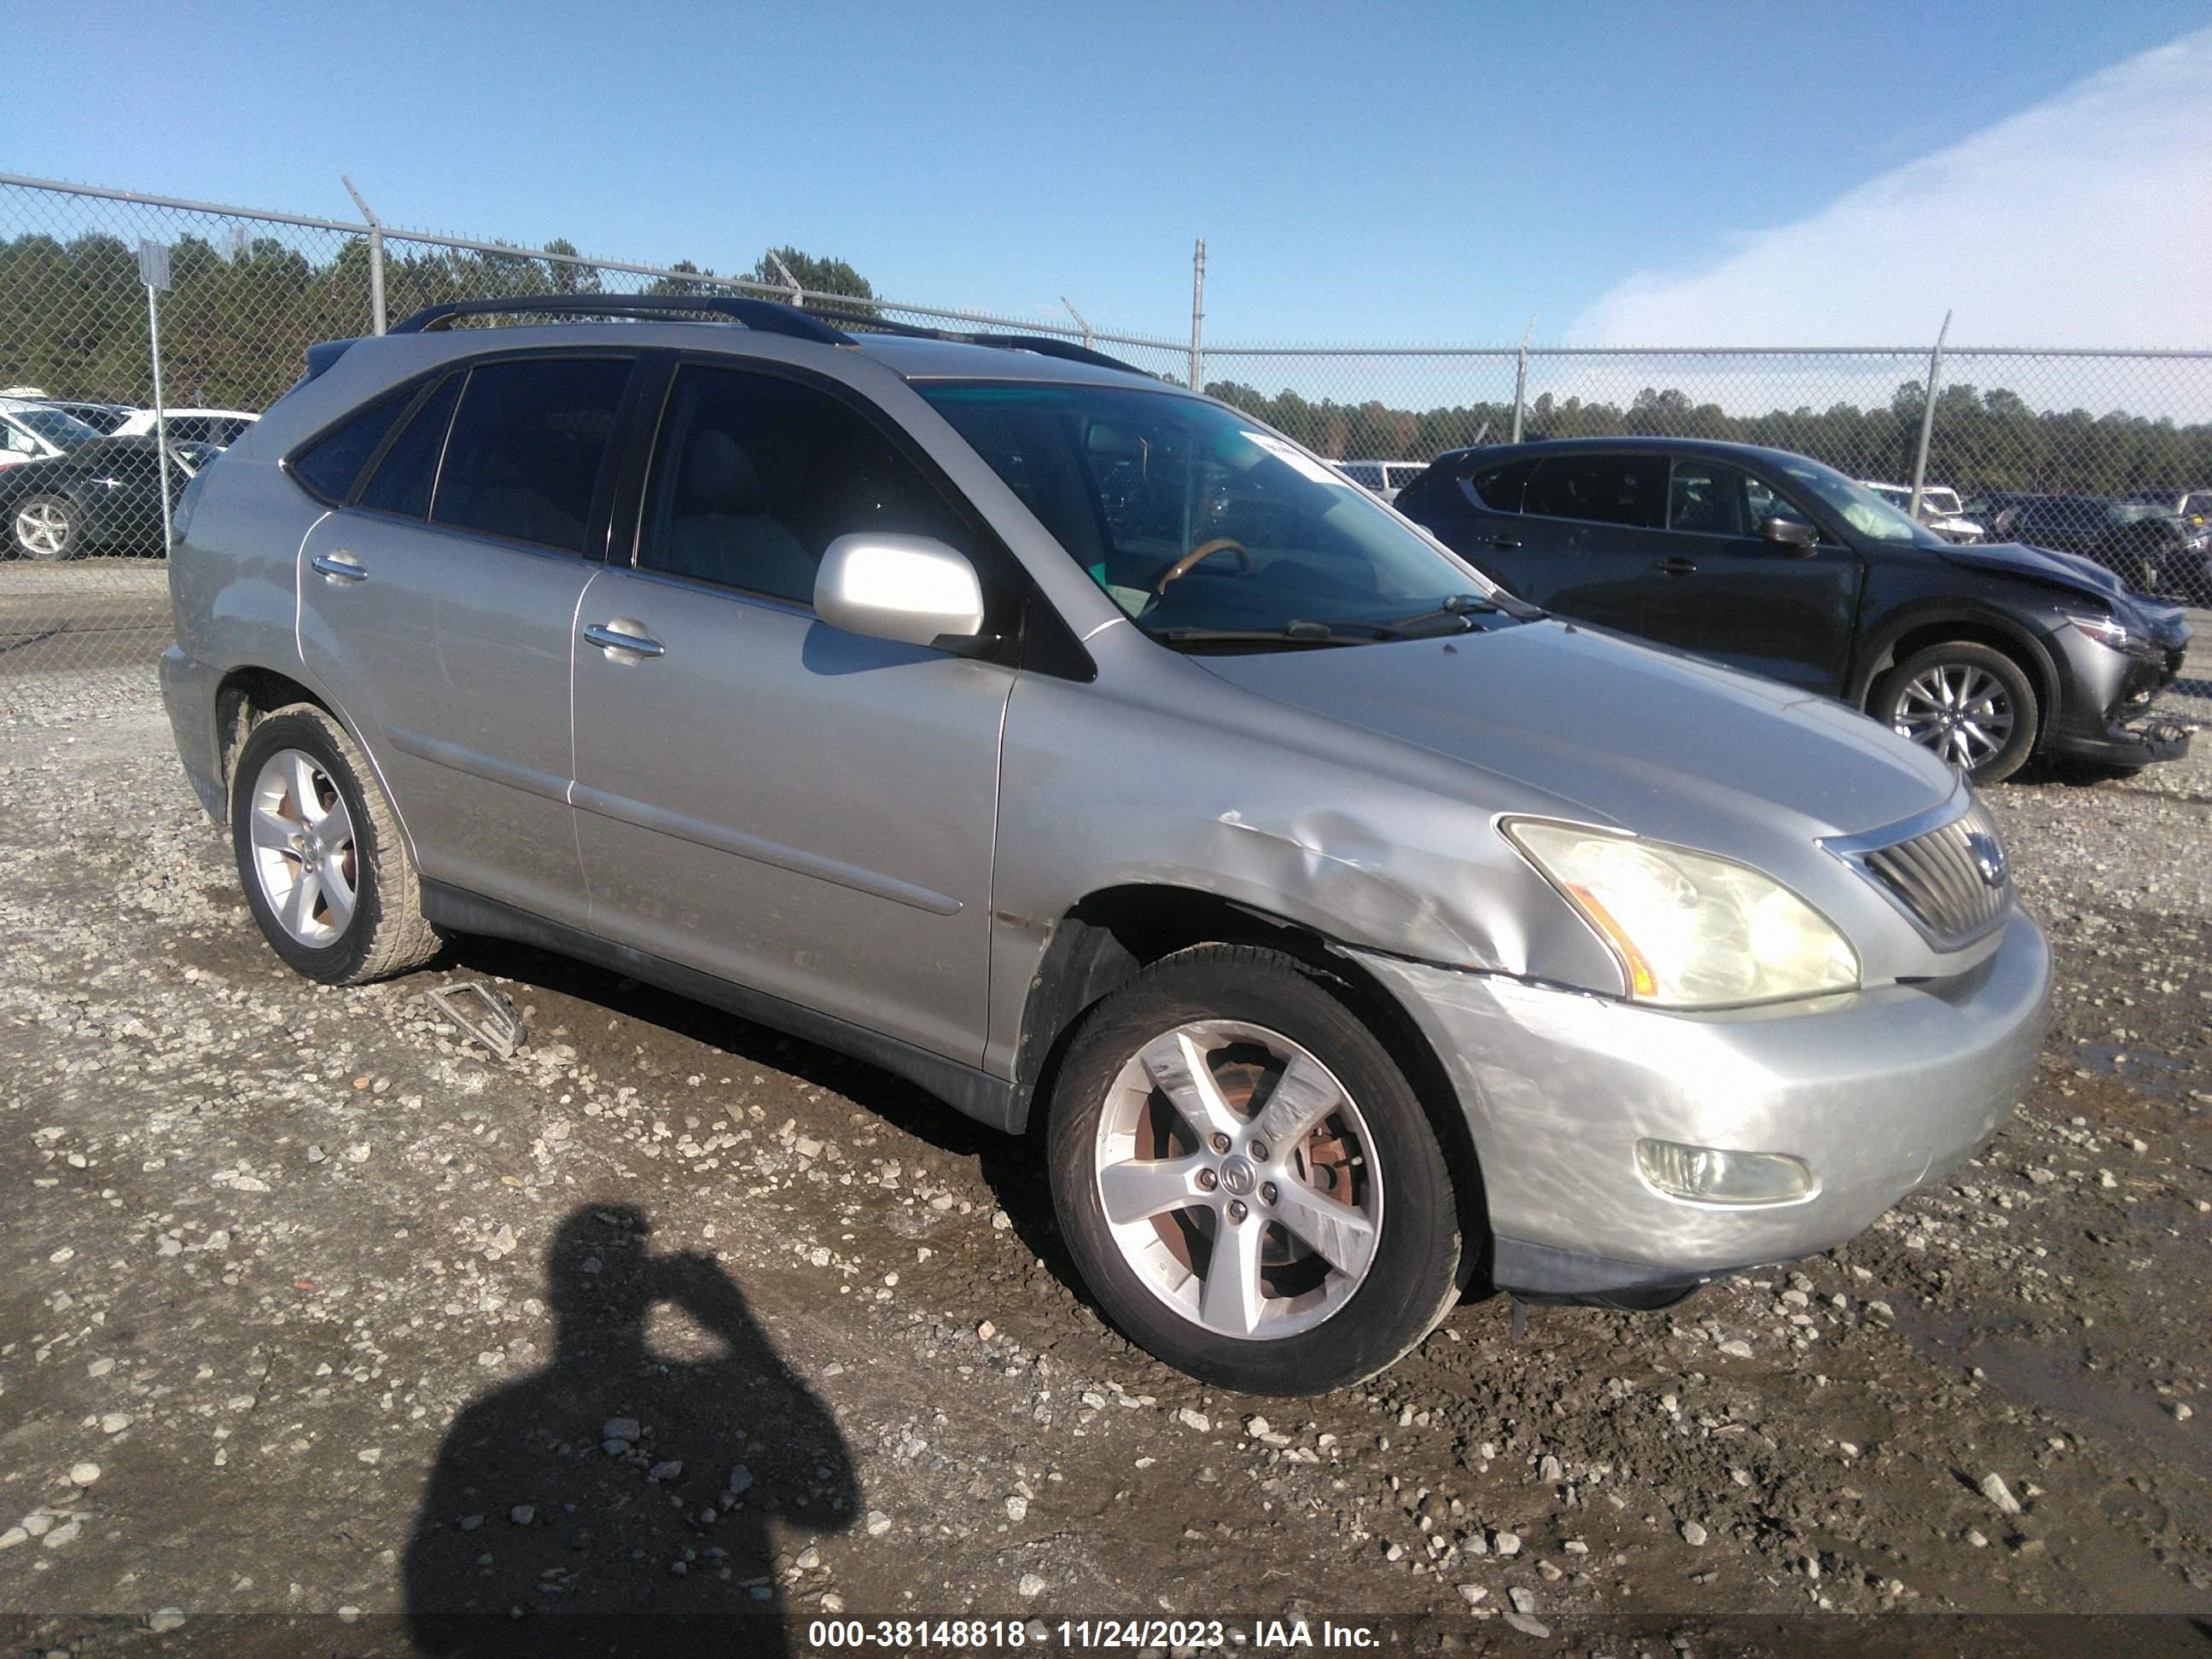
[569,362,1011,1065]
[1644,455,1860,693]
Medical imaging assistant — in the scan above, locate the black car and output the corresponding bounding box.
[1394,438,2192,783]
[0,435,210,561]
[1965,493,2207,597]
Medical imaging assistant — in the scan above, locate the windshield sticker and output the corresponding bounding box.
[1240,430,1343,486]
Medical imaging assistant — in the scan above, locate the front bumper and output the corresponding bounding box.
[2042,612,2193,768]
[1352,911,2052,1297]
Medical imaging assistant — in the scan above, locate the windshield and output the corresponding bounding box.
[9,406,100,451]
[1772,456,1942,545]
[920,382,1502,647]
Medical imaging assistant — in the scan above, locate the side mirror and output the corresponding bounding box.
[1760,515,1819,551]
[815,533,987,649]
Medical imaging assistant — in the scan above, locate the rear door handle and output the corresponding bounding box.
[1488,536,1522,550]
[1651,556,1699,575]
[311,551,367,583]
[584,620,666,658]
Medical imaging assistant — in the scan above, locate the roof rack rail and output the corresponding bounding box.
[385,293,1152,376]
[804,304,1148,376]
[388,294,852,345]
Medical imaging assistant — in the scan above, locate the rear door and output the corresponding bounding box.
[568,358,1012,1064]
[1502,451,1671,634]
[297,352,640,923]
[1644,455,1859,692]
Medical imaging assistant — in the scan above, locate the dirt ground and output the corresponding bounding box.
[1,657,2209,1657]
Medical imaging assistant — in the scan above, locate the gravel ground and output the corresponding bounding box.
[1,662,2209,1656]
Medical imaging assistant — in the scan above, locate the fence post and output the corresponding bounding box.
[1188,239,1206,391]
[1510,316,1535,444]
[1909,310,1952,518]
[766,251,805,309]
[1062,296,1093,351]
[341,176,386,335]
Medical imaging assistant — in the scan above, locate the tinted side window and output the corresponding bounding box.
[359,375,462,519]
[288,391,412,504]
[1462,457,1534,513]
[637,364,965,605]
[431,357,633,553]
[1743,473,1816,533]
[1522,454,1667,528]
[1668,458,1757,536]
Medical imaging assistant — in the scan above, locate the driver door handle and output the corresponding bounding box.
[311,551,367,583]
[1651,556,1699,575]
[1487,536,1522,550]
[584,620,666,658]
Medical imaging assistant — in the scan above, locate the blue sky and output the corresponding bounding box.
[10,1,2209,345]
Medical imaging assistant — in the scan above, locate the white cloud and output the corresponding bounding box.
[1571,30,2212,347]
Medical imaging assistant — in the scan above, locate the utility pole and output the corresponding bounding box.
[1188,239,1206,392]
[1908,310,1953,521]
[341,176,385,335]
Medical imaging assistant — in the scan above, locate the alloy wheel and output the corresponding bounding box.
[1092,1019,1382,1340]
[247,748,358,946]
[14,498,71,558]
[1892,663,2016,771]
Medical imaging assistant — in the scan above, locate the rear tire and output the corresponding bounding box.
[11,492,80,561]
[1871,642,2038,786]
[230,703,442,985]
[1046,945,1462,1394]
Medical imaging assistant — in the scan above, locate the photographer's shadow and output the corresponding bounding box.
[405,1204,855,1656]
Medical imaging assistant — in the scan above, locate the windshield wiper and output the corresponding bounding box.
[1299,591,1545,640]
[1155,621,1363,649]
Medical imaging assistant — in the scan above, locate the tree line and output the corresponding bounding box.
[0,230,876,411]
[3,228,2205,498]
[1203,379,2212,497]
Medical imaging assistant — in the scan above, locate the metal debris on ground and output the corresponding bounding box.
[427,981,527,1058]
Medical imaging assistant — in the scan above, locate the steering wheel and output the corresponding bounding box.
[1154,538,1251,593]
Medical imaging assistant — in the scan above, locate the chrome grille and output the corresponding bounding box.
[1854,797,2011,947]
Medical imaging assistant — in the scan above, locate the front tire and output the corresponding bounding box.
[230,703,441,985]
[1046,945,1462,1394]
[12,492,80,560]
[1871,641,2038,785]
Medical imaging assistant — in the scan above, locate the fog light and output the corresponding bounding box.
[1636,1138,1816,1206]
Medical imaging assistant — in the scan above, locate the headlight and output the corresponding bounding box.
[2059,609,2131,651]
[1503,819,1859,1007]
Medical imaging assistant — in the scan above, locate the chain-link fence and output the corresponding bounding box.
[4,172,2209,686]
[1201,344,2212,605]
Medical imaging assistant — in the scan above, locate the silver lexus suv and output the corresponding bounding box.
[160,297,2050,1394]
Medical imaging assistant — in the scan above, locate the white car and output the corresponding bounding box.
[0,395,103,469]
[1336,459,1429,502]
[109,407,260,448]
[1860,480,1984,544]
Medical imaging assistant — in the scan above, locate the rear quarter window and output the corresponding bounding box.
[288,391,413,505]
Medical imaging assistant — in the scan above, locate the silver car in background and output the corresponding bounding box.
[160,297,2049,1394]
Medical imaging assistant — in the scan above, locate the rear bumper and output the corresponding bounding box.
[158,644,224,821]
[1351,911,2051,1297]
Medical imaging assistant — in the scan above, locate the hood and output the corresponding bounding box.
[1936,538,2132,602]
[1196,619,1956,847]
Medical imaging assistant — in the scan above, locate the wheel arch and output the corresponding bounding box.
[210,664,419,859]
[1012,883,1490,1279]
[1851,609,2060,753]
